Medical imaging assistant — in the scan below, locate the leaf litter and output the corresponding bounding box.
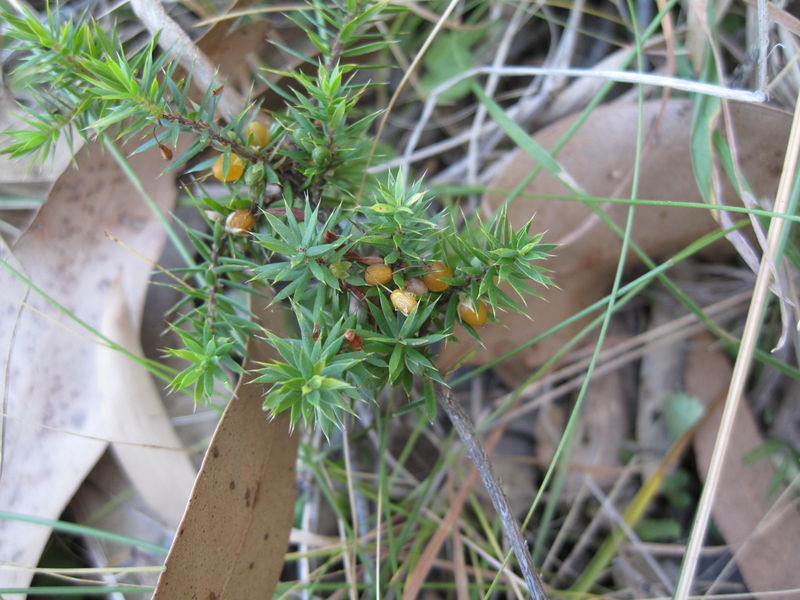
[0,139,180,592]
[2,2,800,598]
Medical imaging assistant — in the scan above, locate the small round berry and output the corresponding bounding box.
[390,289,417,316]
[225,209,255,235]
[458,297,488,327]
[364,264,392,286]
[422,260,453,292]
[212,153,245,182]
[405,277,428,295]
[244,121,270,147]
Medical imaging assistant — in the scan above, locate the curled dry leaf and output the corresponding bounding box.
[0,142,178,593]
[440,99,791,385]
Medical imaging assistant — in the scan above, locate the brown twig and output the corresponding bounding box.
[437,385,548,600]
[159,114,262,162]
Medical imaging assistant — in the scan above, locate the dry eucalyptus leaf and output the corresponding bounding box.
[98,276,197,529]
[687,335,800,598]
[152,364,299,599]
[440,99,790,385]
[0,141,178,593]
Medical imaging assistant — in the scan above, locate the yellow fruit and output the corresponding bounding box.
[225,209,255,235]
[390,289,417,316]
[364,264,392,286]
[244,121,270,147]
[212,154,245,182]
[422,260,452,292]
[458,297,488,327]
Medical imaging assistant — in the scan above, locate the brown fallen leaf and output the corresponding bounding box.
[152,367,299,600]
[152,291,298,599]
[687,335,800,598]
[440,99,790,385]
[0,141,179,593]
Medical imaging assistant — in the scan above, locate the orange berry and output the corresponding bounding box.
[225,209,255,235]
[390,289,417,316]
[364,264,392,286]
[244,121,270,147]
[458,297,488,327]
[422,261,452,292]
[212,153,245,182]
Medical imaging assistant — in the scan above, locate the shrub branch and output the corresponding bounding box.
[437,385,549,600]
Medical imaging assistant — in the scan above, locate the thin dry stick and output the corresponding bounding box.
[541,482,588,575]
[366,0,461,176]
[490,291,751,429]
[415,506,528,592]
[673,89,800,600]
[448,473,470,600]
[129,0,246,121]
[340,424,360,600]
[0,246,27,481]
[438,386,548,600]
[401,450,500,599]
[705,473,800,596]
[403,65,766,171]
[583,476,674,591]
[406,293,747,594]
[467,1,530,186]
